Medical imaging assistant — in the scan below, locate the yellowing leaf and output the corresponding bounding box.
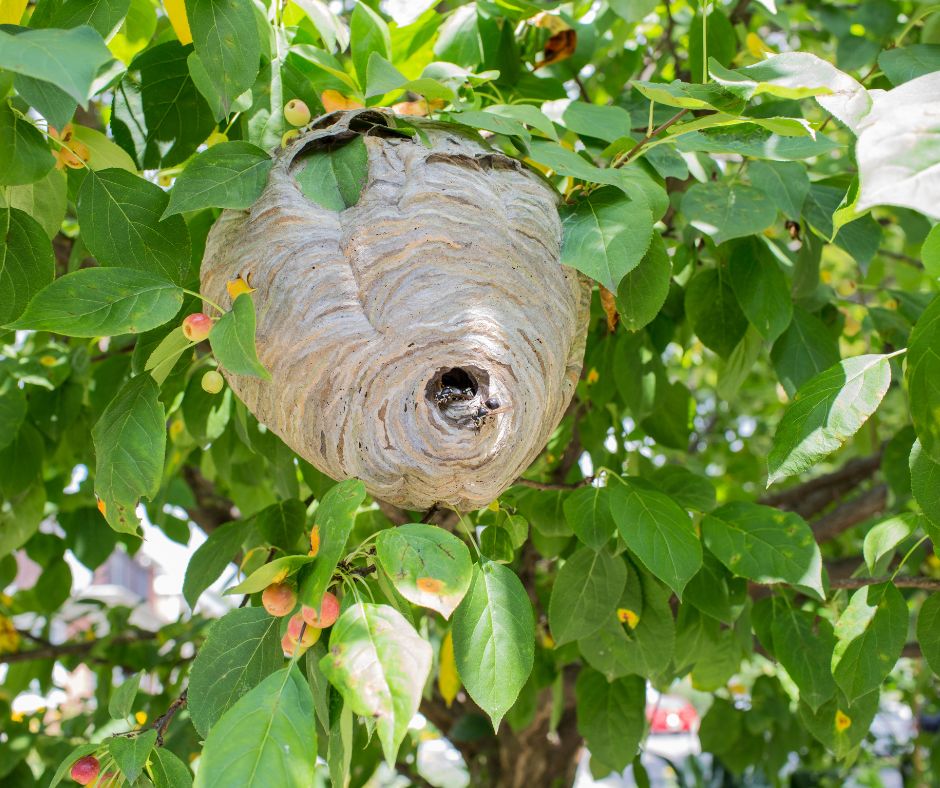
[0,0,27,25]
[586,368,599,385]
[835,709,851,731]
[320,90,364,112]
[746,33,774,58]
[226,275,256,300]
[438,631,460,708]
[309,525,320,557]
[163,0,193,46]
[617,608,640,629]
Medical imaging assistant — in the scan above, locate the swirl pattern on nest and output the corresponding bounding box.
[201,112,590,510]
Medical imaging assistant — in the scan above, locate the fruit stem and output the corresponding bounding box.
[180,288,225,315]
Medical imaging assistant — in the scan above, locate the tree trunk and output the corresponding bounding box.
[421,676,582,788]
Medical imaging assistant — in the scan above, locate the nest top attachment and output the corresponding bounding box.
[200,110,590,510]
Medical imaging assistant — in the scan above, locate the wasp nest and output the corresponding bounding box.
[201,111,590,510]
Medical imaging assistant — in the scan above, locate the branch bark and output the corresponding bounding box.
[2,631,158,665]
[829,576,940,590]
[812,484,888,543]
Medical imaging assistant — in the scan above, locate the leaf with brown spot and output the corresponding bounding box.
[376,524,473,619]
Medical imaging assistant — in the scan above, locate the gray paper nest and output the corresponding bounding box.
[201,110,590,510]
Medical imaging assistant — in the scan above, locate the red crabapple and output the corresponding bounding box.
[262,583,296,617]
[301,591,340,628]
[182,312,212,342]
[70,755,100,785]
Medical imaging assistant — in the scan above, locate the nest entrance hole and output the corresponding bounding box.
[426,366,494,429]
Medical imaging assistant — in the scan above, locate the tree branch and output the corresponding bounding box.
[760,450,882,519]
[1,631,158,665]
[513,476,593,491]
[182,466,238,534]
[812,484,888,543]
[152,689,188,746]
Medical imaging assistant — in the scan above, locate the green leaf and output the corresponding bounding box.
[298,479,367,611]
[226,555,312,596]
[709,53,870,132]
[0,25,112,104]
[905,294,940,460]
[681,183,777,245]
[294,137,369,211]
[799,688,880,758]
[748,160,810,218]
[209,293,271,380]
[0,379,26,452]
[320,602,431,763]
[0,167,67,238]
[164,142,273,217]
[0,480,45,559]
[684,267,749,358]
[253,499,307,551]
[92,375,166,535]
[187,607,283,739]
[563,485,616,550]
[856,73,940,220]
[292,0,349,53]
[183,519,253,609]
[922,224,940,279]
[578,563,675,682]
[145,327,193,386]
[560,186,653,292]
[607,477,701,598]
[648,466,717,513]
[0,207,54,326]
[0,103,55,187]
[194,667,316,788]
[77,168,190,284]
[879,45,940,86]
[182,372,232,444]
[562,102,631,142]
[375,523,473,619]
[702,502,824,598]
[615,232,671,332]
[770,605,837,711]
[771,306,841,397]
[529,140,666,215]
[486,103,558,141]
[452,560,535,730]
[111,41,217,170]
[575,670,646,772]
[548,546,627,645]
[911,440,940,525]
[150,748,193,788]
[350,1,391,85]
[108,729,157,784]
[186,0,260,116]
[832,582,908,703]
[728,237,793,342]
[689,9,735,82]
[30,0,131,39]
[14,74,76,129]
[364,54,455,101]
[768,354,893,484]
[863,514,918,575]
[917,593,940,676]
[633,80,746,114]
[108,671,141,720]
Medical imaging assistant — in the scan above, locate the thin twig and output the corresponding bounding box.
[152,689,188,747]
[514,476,594,491]
[830,576,940,590]
[613,108,690,168]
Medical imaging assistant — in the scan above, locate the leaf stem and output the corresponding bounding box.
[892,535,929,581]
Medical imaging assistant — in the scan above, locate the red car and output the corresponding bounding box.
[646,694,699,734]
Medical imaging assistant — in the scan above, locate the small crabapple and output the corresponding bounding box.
[284,99,311,126]
[286,613,321,648]
[70,755,100,785]
[301,591,340,628]
[262,583,296,617]
[201,370,224,394]
[182,312,212,342]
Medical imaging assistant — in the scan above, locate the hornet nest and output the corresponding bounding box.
[200,110,590,510]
